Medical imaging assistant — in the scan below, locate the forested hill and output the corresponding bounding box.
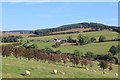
[34,22,119,35]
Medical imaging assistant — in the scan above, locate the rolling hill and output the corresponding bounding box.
[34,22,119,36]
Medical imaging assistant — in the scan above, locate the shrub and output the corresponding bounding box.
[99,35,106,42]
[109,46,118,55]
[84,52,95,60]
[78,34,90,45]
[90,37,96,42]
[99,60,108,70]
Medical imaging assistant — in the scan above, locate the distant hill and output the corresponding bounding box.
[3,30,33,34]
[34,22,119,36]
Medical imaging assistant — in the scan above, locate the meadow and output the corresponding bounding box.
[2,30,119,78]
[23,30,118,41]
[23,30,119,55]
[2,56,118,78]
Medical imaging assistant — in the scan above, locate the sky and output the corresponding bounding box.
[2,2,118,31]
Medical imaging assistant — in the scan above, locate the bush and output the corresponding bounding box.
[78,34,90,45]
[41,47,54,54]
[1,35,22,43]
[90,37,96,42]
[84,52,95,60]
[99,35,106,42]
[67,35,73,43]
[99,60,108,70]
[55,50,62,54]
[109,46,118,55]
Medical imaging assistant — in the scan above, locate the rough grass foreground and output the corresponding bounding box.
[2,57,118,78]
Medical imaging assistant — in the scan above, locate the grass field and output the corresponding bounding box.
[22,30,118,55]
[2,31,119,78]
[27,41,118,55]
[2,56,119,78]
[23,30,118,41]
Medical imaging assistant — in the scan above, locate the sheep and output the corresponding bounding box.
[115,73,118,76]
[25,70,31,76]
[86,68,89,70]
[59,71,65,75]
[92,69,96,72]
[103,71,107,74]
[53,69,57,74]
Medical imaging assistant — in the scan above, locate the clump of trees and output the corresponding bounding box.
[2,35,23,43]
[22,43,38,49]
[41,47,54,54]
[77,34,90,45]
[1,44,14,57]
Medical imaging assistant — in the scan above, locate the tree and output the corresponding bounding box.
[77,34,83,40]
[78,35,90,45]
[90,37,96,42]
[2,45,13,57]
[109,46,118,55]
[99,35,106,42]
[84,52,94,60]
[41,47,54,54]
[1,35,20,43]
[67,35,73,43]
[80,59,89,68]
[99,60,108,71]
[55,50,62,54]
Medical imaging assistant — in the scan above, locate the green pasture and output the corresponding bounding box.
[2,57,118,78]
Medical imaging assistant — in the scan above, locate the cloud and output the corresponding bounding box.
[2,0,119,2]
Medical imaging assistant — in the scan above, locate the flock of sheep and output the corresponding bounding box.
[23,68,118,77]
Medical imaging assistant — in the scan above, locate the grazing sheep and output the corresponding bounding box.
[25,70,31,75]
[59,71,65,75]
[103,71,107,74]
[92,69,96,72]
[86,68,89,70]
[53,69,57,74]
[115,73,118,76]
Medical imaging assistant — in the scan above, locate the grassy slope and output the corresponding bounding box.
[22,31,118,55]
[23,31,118,41]
[27,41,118,55]
[2,57,118,78]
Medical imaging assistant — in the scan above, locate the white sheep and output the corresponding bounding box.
[92,69,96,72]
[96,69,99,70]
[86,68,89,70]
[103,71,107,74]
[53,69,57,74]
[59,71,65,75]
[25,70,31,75]
[115,73,118,76]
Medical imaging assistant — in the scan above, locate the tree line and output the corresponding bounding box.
[34,22,119,36]
[1,35,23,43]
[1,43,120,71]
